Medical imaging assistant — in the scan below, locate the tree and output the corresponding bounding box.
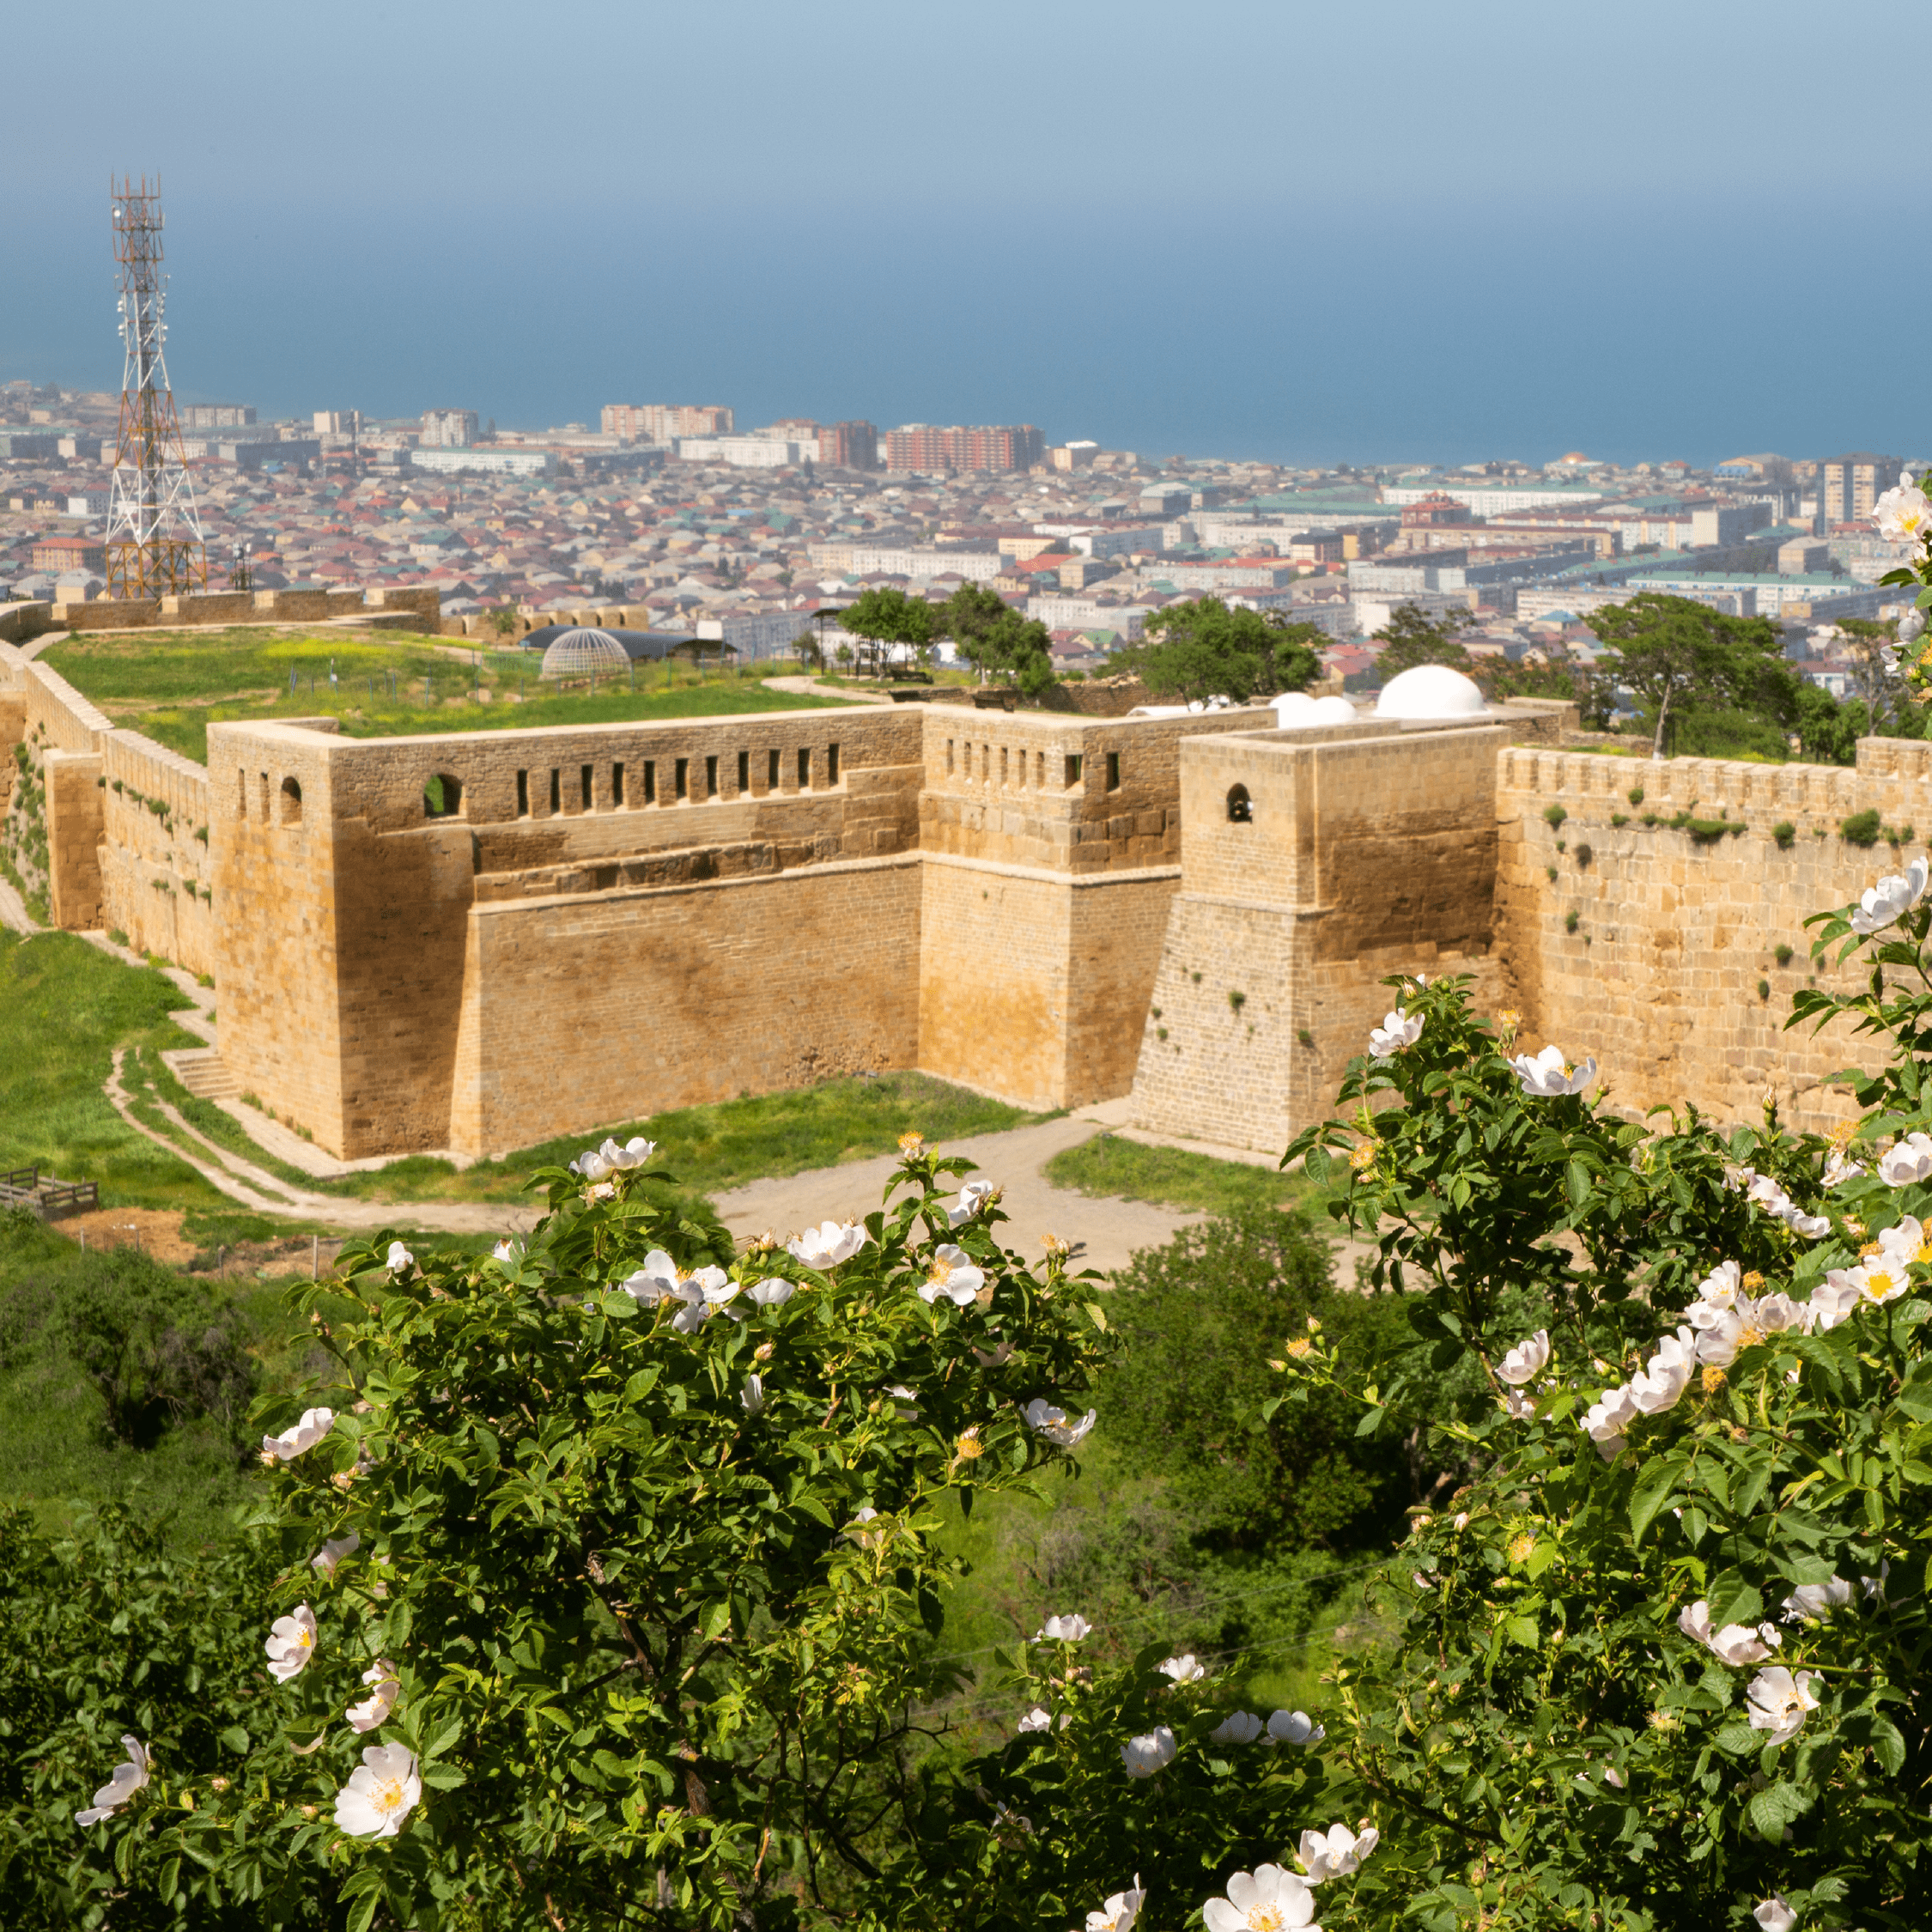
[1837,617,1910,733]
[60,1146,1106,1931]
[1477,647,1620,731]
[488,606,520,641]
[942,583,1014,684]
[1122,598,1323,703]
[1587,592,1801,756]
[1369,604,1473,679]
[839,586,936,677]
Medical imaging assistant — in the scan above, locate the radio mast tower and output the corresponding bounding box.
[106,176,206,598]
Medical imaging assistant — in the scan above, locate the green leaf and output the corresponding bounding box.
[1504,1614,1538,1647]
[1083,1301,1108,1334]
[218,1724,249,1754]
[1565,1158,1591,1208]
[1524,1539,1560,1580]
[1870,1716,1907,1775]
[702,1597,732,1641]
[1304,1144,1333,1186]
[419,1762,469,1790]
[1629,1451,1685,1544]
[1747,1778,1808,1843]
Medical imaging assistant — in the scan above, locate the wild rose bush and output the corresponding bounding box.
[60,1139,1107,1931]
[1250,860,1932,1930]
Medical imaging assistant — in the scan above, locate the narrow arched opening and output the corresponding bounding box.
[1226,783,1253,823]
[423,773,465,819]
[279,775,303,825]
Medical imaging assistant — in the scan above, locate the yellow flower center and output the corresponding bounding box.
[1508,1533,1536,1563]
[296,1629,313,1651]
[1701,1365,1727,1394]
[1349,1143,1377,1172]
[370,1776,407,1815]
[1247,1908,1288,1932]
[1737,1323,1765,1351]
[1286,1337,1313,1358]
[954,1430,984,1460]
[1741,1271,1765,1291]
[1860,1241,1884,1258]
[1916,1242,1932,1267]
[897,1132,926,1154]
[1862,1272,1896,1301]
[927,1259,952,1285]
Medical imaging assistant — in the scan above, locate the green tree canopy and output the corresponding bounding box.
[1587,592,1801,756]
[1122,598,1323,702]
[943,582,1019,683]
[1370,603,1473,679]
[836,587,935,674]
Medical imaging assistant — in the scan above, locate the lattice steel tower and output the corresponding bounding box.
[106,176,206,598]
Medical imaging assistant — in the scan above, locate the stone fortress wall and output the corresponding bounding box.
[1,620,1923,1164]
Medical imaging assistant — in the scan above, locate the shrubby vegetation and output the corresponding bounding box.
[13,843,1932,1928]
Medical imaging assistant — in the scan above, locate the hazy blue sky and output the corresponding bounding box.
[3,0,1920,466]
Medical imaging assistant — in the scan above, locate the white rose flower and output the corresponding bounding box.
[1875,1213,1929,1266]
[568,1145,612,1181]
[1878,1131,1932,1187]
[1496,1330,1549,1385]
[1781,1575,1854,1623]
[1209,1710,1265,1744]
[265,1603,319,1683]
[1203,1864,1320,1932]
[261,1406,336,1462]
[1629,1327,1697,1414]
[740,1374,766,1416]
[746,1276,796,1309]
[1500,1384,1536,1419]
[1024,1397,1097,1447]
[620,1249,682,1303]
[1121,1726,1177,1777]
[1511,1044,1596,1097]
[1783,1208,1832,1240]
[920,1244,986,1305]
[1693,1260,1741,1309]
[1874,482,1932,544]
[947,1179,998,1228]
[1695,1295,1807,1367]
[1581,1383,1638,1461]
[787,1220,868,1268]
[1086,1876,1146,1932]
[1267,1708,1325,1747]
[596,1135,656,1170]
[489,1237,521,1265]
[311,1532,361,1578]
[1708,1620,1783,1668]
[332,1742,422,1838]
[697,1267,743,1319]
[385,1241,414,1275]
[75,1735,149,1826]
[1823,1149,1866,1186]
[1036,1613,1092,1643]
[1745,1666,1820,1747]
[1753,1897,1797,1932]
[1297,1822,1380,1882]
[1368,1008,1423,1060]
[1017,1705,1055,1733]
[1158,1654,1205,1684]
[346,1659,401,1734]
[1820,1260,1908,1317]
[1807,1276,1861,1331]
[1850,856,1931,935]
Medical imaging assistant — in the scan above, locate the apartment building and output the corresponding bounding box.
[421,409,480,448]
[1818,453,1903,528]
[601,404,735,443]
[179,404,256,430]
[884,423,1046,473]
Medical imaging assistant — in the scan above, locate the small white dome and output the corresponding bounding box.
[1305,695,1360,724]
[1271,690,1318,722]
[1374,663,1488,720]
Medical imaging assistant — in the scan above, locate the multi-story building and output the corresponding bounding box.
[601,404,735,444]
[816,421,878,470]
[1689,503,1772,548]
[179,404,256,430]
[884,424,1046,473]
[409,447,556,478]
[313,411,361,438]
[1818,453,1903,528]
[32,533,106,574]
[672,436,808,468]
[421,409,480,449]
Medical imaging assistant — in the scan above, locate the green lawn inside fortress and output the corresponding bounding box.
[39,628,848,765]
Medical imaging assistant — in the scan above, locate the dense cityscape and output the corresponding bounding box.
[1,377,1917,691]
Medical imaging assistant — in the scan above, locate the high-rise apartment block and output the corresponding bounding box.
[179,404,256,430]
[313,410,361,438]
[813,420,878,469]
[1819,453,1902,527]
[601,403,734,443]
[421,409,479,448]
[884,423,1046,473]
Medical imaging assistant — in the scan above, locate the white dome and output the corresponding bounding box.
[1374,663,1489,720]
[1305,695,1360,724]
[1271,690,1317,721]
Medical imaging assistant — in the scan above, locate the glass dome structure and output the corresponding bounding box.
[539,628,632,679]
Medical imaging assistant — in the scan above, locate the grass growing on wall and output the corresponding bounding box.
[1042,1133,1310,1217]
[40,628,851,765]
[0,931,225,1210]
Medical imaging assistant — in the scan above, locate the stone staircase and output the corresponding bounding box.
[163,1047,240,1103]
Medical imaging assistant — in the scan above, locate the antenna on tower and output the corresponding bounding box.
[106,175,207,598]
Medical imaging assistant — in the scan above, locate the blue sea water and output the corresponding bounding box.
[3,191,1923,472]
